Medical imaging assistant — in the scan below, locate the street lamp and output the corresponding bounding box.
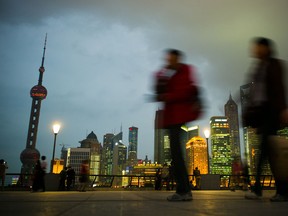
[51,123,61,173]
[204,129,210,174]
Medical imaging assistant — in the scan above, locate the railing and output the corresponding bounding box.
[3,173,276,190]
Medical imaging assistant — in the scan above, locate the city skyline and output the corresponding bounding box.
[1,1,288,173]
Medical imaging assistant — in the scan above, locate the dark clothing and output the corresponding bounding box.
[58,170,67,191]
[66,168,75,191]
[32,163,44,192]
[169,124,191,194]
[245,58,287,196]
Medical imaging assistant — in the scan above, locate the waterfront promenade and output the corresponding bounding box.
[0,190,288,216]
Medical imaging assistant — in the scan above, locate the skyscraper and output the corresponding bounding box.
[62,148,90,174]
[20,35,48,184]
[112,141,127,175]
[210,116,232,175]
[240,84,271,175]
[128,126,138,165]
[100,132,123,175]
[101,133,114,175]
[224,94,241,160]
[186,136,208,176]
[154,110,171,164]
[79,131,102,177]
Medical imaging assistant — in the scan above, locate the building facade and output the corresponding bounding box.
[224,94,241,161]
[128,126,138,166]
[154,110,171,164]
[186,136,208,176]
[210,116,232,175]
[63,148,90,174]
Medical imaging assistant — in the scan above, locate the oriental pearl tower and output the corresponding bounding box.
[20,35,48,184]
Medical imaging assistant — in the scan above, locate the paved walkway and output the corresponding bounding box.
[0,190,288,216]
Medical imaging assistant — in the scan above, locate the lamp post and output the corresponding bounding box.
[204,129,210,174]
[51,124,61,173]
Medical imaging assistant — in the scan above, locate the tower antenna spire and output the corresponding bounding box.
[41,33,47,68]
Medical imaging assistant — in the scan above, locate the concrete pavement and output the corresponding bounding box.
[0,190,288,216]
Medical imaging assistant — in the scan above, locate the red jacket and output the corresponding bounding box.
[155,64,199,128]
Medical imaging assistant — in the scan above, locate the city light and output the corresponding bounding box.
[53,124,61,134]
[204,129,210,139]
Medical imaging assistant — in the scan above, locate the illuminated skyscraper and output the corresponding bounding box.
[186,136,208,175]
[100,133,114,175]
[79,131,101,177]
[128,126,138,165]
[181,125,199,159]
[224,94,241,160]
[112,141,127,175]
[210,116,232,175]
[154,110,171,164]
[240,84,271,175]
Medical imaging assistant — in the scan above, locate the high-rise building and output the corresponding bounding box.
[154,110,171,164]
[240,84,271,175]
[186,136,208,176]
[101,132,123,175]
[224,94,241,160]
[79,131,101,177]
[62,148,90,174]
[100,133,114,175]
[210,116,232,175]
[128,126,138,165]
[181,125,199,158]
[112,141,127,175]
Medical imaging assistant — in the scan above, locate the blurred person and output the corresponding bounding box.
[230,157,242,192]
[58,167,67,191]
[193,167,201,190]
[78,160,89,192]
[66,165,75,191]
[243,37,288,201]
[153,49,202,201]
[0,159,8,191]
[32,160,43,192]
[40,155,47,192]
[155,168,162,190]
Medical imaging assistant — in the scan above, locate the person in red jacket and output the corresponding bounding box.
[154,49,201,201]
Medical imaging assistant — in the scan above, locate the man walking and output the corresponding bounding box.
[154,49,201,201]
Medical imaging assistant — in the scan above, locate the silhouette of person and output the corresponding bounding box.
[66,165,75,191]
[243,37,288,201]
[0,159,8,191]
[58,167,67,191]
[153,49,201,201]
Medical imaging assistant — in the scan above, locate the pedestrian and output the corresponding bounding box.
[0,159,8,191]
[155,168,162,190]
[40,155,47,192]
[32,160,43,192]
[153,49,202,201]
[230,158,242,192]
[58,167,67,191]
[193,167,201,190]
[78,160,89,192]
[66,165,75,191]
[162,164,171,191]
[243,37,288,201]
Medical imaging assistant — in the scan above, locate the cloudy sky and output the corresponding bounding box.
[1,0,288,172]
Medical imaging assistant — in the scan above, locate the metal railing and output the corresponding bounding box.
[3,173,276,190]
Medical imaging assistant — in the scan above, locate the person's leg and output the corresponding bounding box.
[253,131,270,196]
[169,125,191,195]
